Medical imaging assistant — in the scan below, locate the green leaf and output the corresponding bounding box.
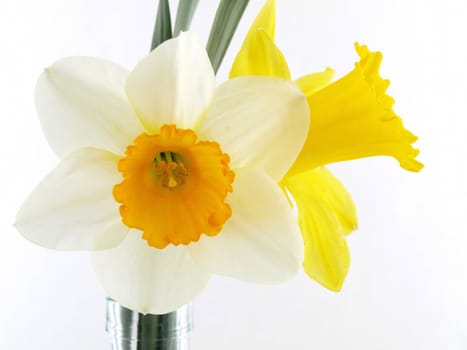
[174,0,200,36]
[206,0,250,73]
[151,0,173,51]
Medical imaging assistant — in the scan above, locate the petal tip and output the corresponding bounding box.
[304,264,349,292]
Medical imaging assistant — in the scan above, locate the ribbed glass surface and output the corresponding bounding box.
[105,297,192,350]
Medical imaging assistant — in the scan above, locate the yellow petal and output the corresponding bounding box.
[295,67,335,97]
[229,0,290,79]
[243,0,276,42]
[283,167,357,291]
[288,44,424,176]
[229,29,290,79]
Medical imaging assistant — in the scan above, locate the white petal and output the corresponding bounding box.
[15,148,127,250]
[188,169,303,284]
[92,232,211,314]
[35,56,144,157]
[199,76,309,181]
[126,32,215,133]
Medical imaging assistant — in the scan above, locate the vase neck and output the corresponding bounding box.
[105,297,192,350]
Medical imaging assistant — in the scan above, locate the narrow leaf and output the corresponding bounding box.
[206,0,250,73]
[174,0,200,36]
[151,0,173,51]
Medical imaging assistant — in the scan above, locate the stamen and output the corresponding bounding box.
[164,151,173,163]
[153,151,188,189]
[166,161,178,188]
[154,153,162,163]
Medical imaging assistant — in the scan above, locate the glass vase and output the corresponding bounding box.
[105,297,192,349]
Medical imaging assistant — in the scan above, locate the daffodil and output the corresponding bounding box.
[15,32,311,314]
[231,0,423,291]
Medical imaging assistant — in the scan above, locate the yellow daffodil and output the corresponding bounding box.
[15,32,311,314]
[231,0,423,291]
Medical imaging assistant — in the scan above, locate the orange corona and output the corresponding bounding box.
[113,124,235,249]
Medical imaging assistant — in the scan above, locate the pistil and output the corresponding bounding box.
[154,151,188,189]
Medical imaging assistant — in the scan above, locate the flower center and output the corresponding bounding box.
[153,151,188,189]
[113,124,235,249]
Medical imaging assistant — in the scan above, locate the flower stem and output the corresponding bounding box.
[174,0,200,36]
[151,0,173,51]
[106,297,193,349]
[206,0,250,73]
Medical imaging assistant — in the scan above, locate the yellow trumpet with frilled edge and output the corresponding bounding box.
[230,0,423,291]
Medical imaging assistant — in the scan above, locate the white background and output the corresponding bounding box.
[1,0,466,349]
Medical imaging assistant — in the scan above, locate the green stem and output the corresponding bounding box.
[206,0,250,73]
[106,297,193,349]
[151,0,173,51]
[174,0,200,36]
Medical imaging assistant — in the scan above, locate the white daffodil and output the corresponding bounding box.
[16,32,310,314]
